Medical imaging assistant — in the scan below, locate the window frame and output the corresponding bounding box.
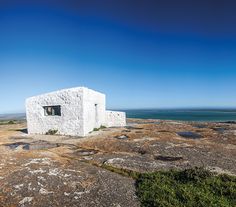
[43,105,61,116]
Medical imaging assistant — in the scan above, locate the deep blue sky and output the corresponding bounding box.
[1,0,236,113]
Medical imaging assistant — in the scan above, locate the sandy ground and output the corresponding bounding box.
[0,119,235,206]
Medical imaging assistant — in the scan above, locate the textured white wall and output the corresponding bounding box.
[83,87,106,135]
[26,87,126,136]
[105,110,126,127]
[26,87,85,136]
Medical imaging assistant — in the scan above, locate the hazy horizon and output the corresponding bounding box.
[2,107,236,116]
[2,108,236,123]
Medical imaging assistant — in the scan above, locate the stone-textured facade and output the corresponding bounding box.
[25,87,126,136]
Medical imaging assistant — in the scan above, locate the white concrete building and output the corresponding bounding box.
[25,87,126,136]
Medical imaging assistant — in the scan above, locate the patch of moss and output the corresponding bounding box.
[136,167,236,207]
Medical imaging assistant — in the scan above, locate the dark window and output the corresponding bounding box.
[43,105,61,116]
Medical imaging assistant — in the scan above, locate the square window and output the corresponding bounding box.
[43,105,61,116]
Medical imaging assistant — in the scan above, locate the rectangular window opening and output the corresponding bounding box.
[43,105,61,116]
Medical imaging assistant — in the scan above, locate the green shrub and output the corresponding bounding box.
[93,125,107,132]
[136,167,236,207]
[0,120,16,125]
[45,129,58,135]
[0,121,5,125]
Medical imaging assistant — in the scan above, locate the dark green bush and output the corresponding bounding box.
[45,129,58,135]
[136,167,236,207]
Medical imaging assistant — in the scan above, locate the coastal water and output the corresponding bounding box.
[1,110,236,122]
[123,109,236,122]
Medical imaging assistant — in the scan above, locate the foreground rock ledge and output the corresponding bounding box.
[0,118,235,206]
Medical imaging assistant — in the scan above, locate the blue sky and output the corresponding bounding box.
[0,0,236,113]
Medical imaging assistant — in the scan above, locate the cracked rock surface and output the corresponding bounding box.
[0,118,236,206]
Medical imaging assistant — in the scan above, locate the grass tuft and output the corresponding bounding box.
[100,125,107,129]
[102,164,140,179]
[93,125,107,132]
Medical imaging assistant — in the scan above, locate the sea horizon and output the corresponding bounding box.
[2,108,236,122]
[122,108,236,122]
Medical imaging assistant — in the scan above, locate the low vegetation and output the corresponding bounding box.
[93,125,107,131]
[101,164,140,179]
[7,120,15,124]
[0,120,16,125]
[95,164,236,207]
[136,167,236,207]
[45,129,58,135]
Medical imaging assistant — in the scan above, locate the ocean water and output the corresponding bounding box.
[1,110,236,122]
[123,109,236,122]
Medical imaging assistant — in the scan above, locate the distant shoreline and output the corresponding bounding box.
[2,109,236,122]
[123,109,236,122]
[0,113,26,121]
